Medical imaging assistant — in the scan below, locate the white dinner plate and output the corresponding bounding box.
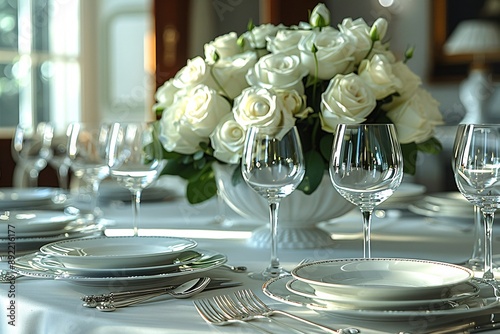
[0,187,59,208]
[0,220,105,255]
[33,249,202,277]
[0,210,79,235]
[285,278,479,310]
[13,249,227,287]
[291,258,474,301]
[263,275,499,320]
[39,236,197,269]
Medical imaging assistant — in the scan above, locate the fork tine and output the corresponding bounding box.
[239,290,345,334]
[193,297,275,334]
[193,299,223,323]
[213,295,239,318]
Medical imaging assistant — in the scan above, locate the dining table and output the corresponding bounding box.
[1,179,500,334]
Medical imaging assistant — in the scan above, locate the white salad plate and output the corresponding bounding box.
[13,249,227,287]
[285,278,479,310]
[33,249,202,277]
[0,210,79,236]
[291,258,474,301]
[0,187,58,208]
[263,275,499,321]
[39,236,198,269]
[408,192,473,219]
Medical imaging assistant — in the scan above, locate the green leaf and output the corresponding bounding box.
[417,137,442,154]
[186,166,217,204]
[319,134,333,161]
[401,142,417,175]
[298,150,325,194]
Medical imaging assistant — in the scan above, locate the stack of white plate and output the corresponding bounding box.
[263,258,499,320]
[12,236,227,287]
[0,209,103,256]
[0,187,61,209]
[408,192,474,220]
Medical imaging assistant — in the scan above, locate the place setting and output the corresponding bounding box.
[8,235,231,288]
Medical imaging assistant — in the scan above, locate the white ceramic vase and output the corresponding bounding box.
[212,163,354,249]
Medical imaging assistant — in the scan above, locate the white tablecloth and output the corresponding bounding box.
[0,191,498,334]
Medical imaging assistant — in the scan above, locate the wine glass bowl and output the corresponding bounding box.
[12,122,54,187]
[454,124,500,280]
[107,122,166,236]
[329,124,403,258]
[241,126,305,279]
[66,123,111,219]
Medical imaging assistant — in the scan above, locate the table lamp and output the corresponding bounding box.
[443,19,500,123]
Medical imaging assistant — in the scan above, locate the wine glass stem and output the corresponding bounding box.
[131,189,142,237]
[483,210,495,280]
[470,205,484,266]
[57,165,69,190]
[90,180,101,219]
[268,200,281,273]
[28,169,39,187]
[361,210,373,259]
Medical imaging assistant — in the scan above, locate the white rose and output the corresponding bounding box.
[246,53,308,94]
[383,61,422,110]
[172,56,215,90]
[210,113,246,164]
[298,27,356,80]
[320,73,377,132]
[153,79,180,114]
[386,89,444,144]
[309,3,330,28]
[159,98,207,155]
[243,23,285,49]
[338,18,372,64]
[212,51,257,100]
[233,87,295,129]
[183,85,232,137]
[204,32,243,62]
[276,90,310,119]
[358,54,402,100]
[266,29,312,56]
[158,85,231,154]
[371,18,388,41]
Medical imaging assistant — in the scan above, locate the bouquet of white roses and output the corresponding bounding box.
[153,3,443,204]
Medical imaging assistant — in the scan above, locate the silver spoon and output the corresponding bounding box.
[223,264,247,273]
[95,277,211,311]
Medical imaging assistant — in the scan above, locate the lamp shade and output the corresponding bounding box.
[444,20,500,55]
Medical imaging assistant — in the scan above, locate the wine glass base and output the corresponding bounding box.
[248,267,290,281]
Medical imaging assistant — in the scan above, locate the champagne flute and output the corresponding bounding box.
[107,122,166,237]
[12,122,54,187]
[241,126,305,280]
[67,123,111,219]
[454,124,500,281]
[329,124,404,259]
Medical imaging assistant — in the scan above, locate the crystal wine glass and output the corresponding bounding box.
[241,126,305,280]
[67,122,111,219]
[12,122,54,187]
[452,124,484,270]
[329,124,404,259]
[106,122,166,237]
[48,133,72,189]
[454,124,500,281]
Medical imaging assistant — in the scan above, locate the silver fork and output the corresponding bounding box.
[214,293,310,334]
[193,298,274,334]
[235,289,360,334]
